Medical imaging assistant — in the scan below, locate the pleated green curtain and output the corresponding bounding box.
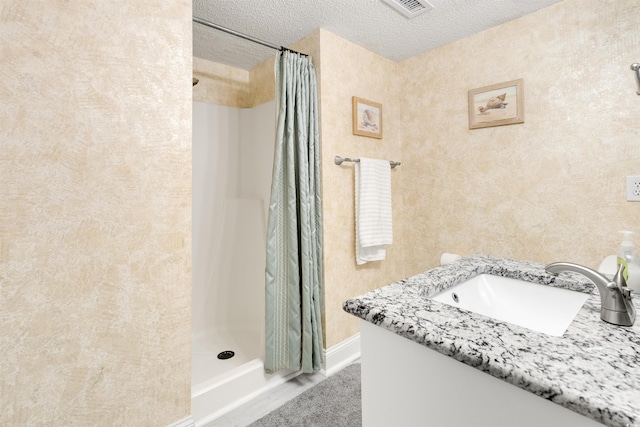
[265,50,324,374]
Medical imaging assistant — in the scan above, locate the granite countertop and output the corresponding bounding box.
[343,255,640,427]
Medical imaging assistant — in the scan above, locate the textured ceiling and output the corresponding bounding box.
[193,0,564,71]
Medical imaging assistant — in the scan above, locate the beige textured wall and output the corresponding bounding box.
[193,57,251,107]
[192,57,274,108]
[249,58,276,107]
[0,2,191,426]
[318,30,405,348]
[396,0,640,277]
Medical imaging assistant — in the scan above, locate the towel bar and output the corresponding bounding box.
[334,155,401,169]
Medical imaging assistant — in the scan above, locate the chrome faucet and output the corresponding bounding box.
[545,262,636,326]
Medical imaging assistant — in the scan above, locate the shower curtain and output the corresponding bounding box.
[265,50,324,374]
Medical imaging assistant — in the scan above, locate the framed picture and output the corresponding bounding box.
[352,97,382,139]
[468,79,524,129]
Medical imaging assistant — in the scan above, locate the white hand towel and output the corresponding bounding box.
[355,158,393,265]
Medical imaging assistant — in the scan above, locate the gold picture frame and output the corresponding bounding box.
[352,96,382,139]
[468,79,524,129]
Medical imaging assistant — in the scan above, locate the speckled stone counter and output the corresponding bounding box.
[343,255,640,427]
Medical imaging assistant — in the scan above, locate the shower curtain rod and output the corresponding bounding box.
[193,17,308,57]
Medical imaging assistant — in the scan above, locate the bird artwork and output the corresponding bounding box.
[478,93,507,114]
[361,109,379,131]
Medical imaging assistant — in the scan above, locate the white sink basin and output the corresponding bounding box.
[430,274,589,336]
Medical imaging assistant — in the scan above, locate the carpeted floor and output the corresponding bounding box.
[248,363,362,427]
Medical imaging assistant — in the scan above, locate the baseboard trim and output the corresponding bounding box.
[323,332,361,376]
[168,415,195,427]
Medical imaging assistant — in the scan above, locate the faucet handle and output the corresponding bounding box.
[613,264,636,302]
[613,263,629,290]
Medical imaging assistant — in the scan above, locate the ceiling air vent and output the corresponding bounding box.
[380,0,434,19]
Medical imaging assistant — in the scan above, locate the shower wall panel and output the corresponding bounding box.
[192,101,274,346]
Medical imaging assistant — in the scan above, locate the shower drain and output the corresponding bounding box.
[217,350,235,360]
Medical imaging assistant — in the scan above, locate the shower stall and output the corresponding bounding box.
[192,100,296,424]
